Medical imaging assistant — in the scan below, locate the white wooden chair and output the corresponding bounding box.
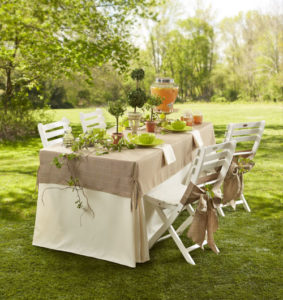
[218,121,265,216]
[80,109,106,133]
[144,141,236,265]
[38,118,70,148]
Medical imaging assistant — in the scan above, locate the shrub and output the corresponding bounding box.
[0,93,51,140]
[210,95,228,103]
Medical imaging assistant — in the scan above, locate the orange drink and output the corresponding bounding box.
[193,112,203,124]
[151,78,178,113]
[181,111,193,126]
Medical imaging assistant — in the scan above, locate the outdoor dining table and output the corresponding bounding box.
[33,122,215,267]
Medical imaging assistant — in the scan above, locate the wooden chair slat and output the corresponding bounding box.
[38,118,69,148]
[47,138,63,146]
[231,128,263,136]
[46,128,65,139]
[43,121,65,131]
[229,121,265,129]
[80,109,106,133]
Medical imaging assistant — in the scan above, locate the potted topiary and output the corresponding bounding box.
[127,68,147,134]
[108,100,126,144]
[145,95,162,132]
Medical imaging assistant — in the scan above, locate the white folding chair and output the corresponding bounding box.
[144,141,236,265]
[38,118,70,148]
[218,121,265,216]
[80,108,106,133]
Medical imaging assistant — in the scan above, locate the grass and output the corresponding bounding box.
[0,103,283,300]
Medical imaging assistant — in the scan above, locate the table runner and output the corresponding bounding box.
[38,123,215,206]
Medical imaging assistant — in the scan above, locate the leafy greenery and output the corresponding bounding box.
[128,68,147,112]
[145,95,162,121]
[108,100,127,134]
[0,103,282,299]
[50,127,135,211]
[140,3,283,102]
[0,0,160,139]
[237,157,255,174]
[128,88,147,112]
[131,68,145,83]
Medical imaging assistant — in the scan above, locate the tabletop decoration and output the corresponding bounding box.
[144,95,162,133]
[163,120,191,132]
[180,111,193,126]
[133,133,164,147]
[171,119,186,130]
[193,111,203,124]
[120,116,144,130]
[127,68,147,134]
[63,127,75,147]
[150,77,178,113]
[43,128,136,216]
[108,99,126,144]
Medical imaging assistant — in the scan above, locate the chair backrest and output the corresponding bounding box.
[38,117,70,148]
[80,109,106,133]
[185,141,236,187]
[224,121,265,157]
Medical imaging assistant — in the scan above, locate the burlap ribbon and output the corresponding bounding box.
[131,162,142,210]
[223,155,255,208]
[181,182,222,254]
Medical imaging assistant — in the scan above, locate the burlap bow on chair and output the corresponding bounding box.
[223,155,255,209]
[181,183,222,254]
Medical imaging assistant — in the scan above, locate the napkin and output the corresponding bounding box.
[156,144,176,165]
[191,130,204,148]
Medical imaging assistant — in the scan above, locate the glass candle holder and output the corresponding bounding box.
[181,111,193,126]
[193,112,203,125]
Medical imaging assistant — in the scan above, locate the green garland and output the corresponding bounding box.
[50,128,136,213]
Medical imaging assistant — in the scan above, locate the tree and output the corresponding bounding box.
[150,17,215,100]
[0,0,159,138]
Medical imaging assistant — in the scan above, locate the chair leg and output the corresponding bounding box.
[186,204,195,215]
[217,205,225,217]
[241,193,251,212]
[176,215,194,236]
[168,225,196,265]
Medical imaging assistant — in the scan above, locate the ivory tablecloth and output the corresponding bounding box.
[33,123,215,267]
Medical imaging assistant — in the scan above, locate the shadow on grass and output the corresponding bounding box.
[250,194,283,218]
[0,137,42,150]
[0,187,36,221]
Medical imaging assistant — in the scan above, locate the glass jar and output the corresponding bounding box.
[181,110,193,126]
[63,127,74,147]
[193,111,203,125]
[151,77,178,113]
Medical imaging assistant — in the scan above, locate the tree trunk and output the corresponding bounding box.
[2,67,13,113]
[116,117,119,134]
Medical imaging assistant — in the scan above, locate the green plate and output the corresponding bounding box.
[134,138,164,147]
[165,125,191,132]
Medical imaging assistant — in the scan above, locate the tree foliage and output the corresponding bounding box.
[147,16,215,100]
[144,4,283,102]
[0,0,159,139]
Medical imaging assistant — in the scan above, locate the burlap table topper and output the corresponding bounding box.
[181,182,222,254]
[223,154,255,209]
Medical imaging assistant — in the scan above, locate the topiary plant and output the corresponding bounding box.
[131,69,145,87]
[128,88,147,113]
[128,68,147,113]
[146,95,162,121]
[108,100,126,134]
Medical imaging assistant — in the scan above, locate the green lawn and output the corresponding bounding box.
[1,103,283,300]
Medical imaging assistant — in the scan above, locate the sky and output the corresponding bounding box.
[188,0,276,20]
[133,0,282,47]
